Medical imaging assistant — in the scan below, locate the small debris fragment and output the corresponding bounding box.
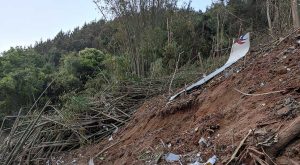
[287,46,295,51]
[188,161,203,165]
[167,143,172,148]
[88,158,94,165]
[254,128,267,136]
[198,137,208,147]
[205,155,218,165]
[71,159,77,164]
[165,153,181,162]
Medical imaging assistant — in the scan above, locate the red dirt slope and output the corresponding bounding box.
[60,35,300,165]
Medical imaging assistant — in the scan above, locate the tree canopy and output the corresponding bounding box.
[0,0,297,124]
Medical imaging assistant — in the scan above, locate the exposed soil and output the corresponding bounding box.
[58,34,300,165]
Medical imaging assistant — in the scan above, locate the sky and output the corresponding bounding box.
[0,0,212,53]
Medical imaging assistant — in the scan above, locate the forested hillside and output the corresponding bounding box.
[0,1,299,163]
[0,0,295,122]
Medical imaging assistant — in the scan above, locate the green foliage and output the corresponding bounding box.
[0,48,48,117]
[61,94,89,120]
[103,54,131,81]
[0,0,295,126]
[150,58,164,78]
[0,76,16,91]
[163,42,180,72]
[78,48,105,70]
[52,48,107,97]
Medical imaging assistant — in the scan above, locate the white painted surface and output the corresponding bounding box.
[169,33,250,101]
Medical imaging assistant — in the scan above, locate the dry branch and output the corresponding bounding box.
[227,129,252,165]
[234,88,285,96]
[0,77,172,164]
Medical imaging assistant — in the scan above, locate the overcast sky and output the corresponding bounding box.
[0,0,212,53]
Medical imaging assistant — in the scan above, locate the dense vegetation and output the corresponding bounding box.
[0,0,297,124]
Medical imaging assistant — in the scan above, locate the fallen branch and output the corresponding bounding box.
[227,129,252,165]
[256,121,280,128]
[94,140,123,159]
[249,153,268,165]
[0,77,174,164]
[234,88,285,96]
[169,51,184,96]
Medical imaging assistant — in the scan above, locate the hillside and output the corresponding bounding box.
[1,1,300,164]
[58,32,300,164]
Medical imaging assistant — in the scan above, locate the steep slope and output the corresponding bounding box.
[60,34,300,165]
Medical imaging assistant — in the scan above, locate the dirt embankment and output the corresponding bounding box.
[60,35,300,165]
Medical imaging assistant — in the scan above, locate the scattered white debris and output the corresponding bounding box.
[112,124,119,133]
[71,159,77,164]
[55,157,64,165]
[198,137,208,147]
[188,155,217,165]
[205,155,218,165]
[108,135,113,141]
[165,153,181,162]
[188,161,203,165]
[103,125,109,131]
[88,158,94,165]
[167,143,172,148]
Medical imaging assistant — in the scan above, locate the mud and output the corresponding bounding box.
[59,35,300,165]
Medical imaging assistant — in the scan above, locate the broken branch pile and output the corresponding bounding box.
[0,77,177,164]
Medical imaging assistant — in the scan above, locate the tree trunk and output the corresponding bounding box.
[266,0,273,34]
[291,0,300,29]
[266,116,300,163]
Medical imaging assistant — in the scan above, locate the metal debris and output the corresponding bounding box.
[165,153,181,162]
[198,137,208,147]
[188,161,203,165]
[205,155,218,165]
[88,158,94,165]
